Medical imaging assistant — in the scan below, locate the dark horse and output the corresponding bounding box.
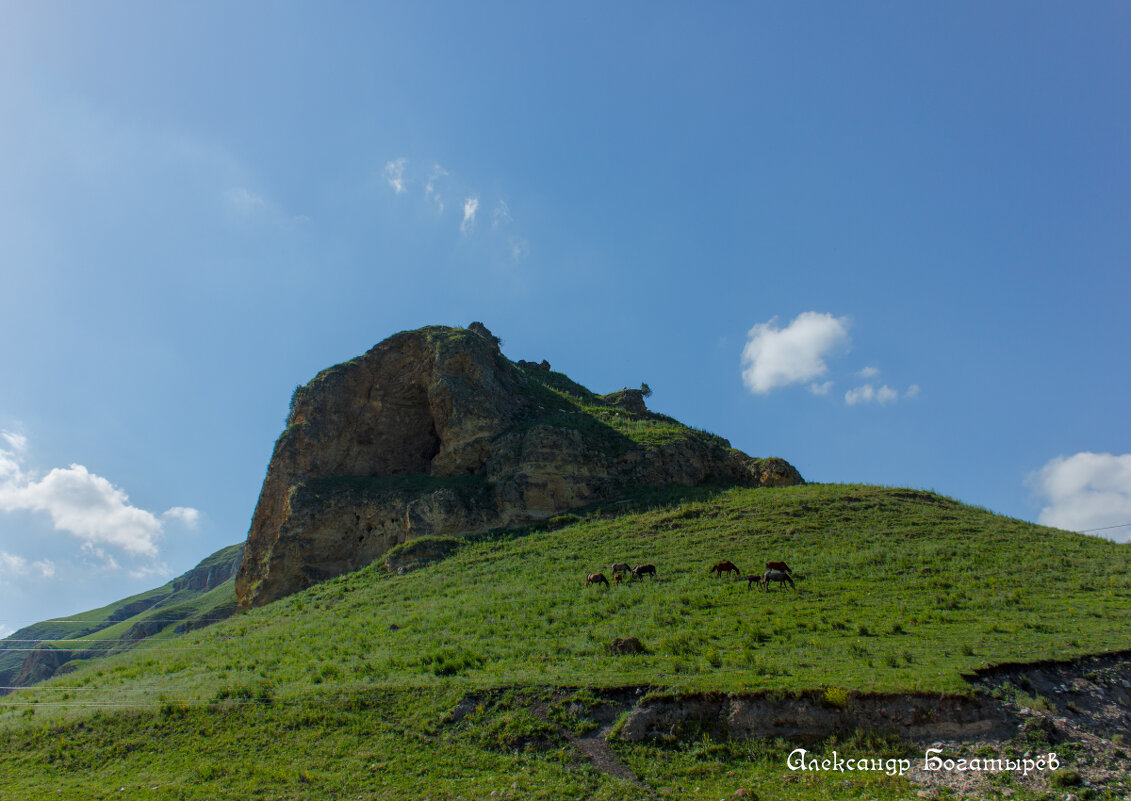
[631,564,656,580]
[710,560,741,578]
[586,573,610,587]
[759,569,795,591]
[611,562,632,575]
[765,561,792,574]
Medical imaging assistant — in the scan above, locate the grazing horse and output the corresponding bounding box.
[745,574,762,590]
[611,562,632,575]
[614,573,623,585]
[760,569,795,591]
[586,573,610,587]
[710,560,741,578]
[631,564,656,580]
[765,561,792,574]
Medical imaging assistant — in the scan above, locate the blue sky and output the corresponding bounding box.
[1,1,1128,632]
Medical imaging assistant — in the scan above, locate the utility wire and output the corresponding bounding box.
[1079,522,1131,533]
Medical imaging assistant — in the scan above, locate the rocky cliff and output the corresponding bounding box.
[236,324,802,609]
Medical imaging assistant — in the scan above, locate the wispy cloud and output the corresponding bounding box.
[224,186,309,227]
[0,432,200,560]
[844,384,899,406]
[741,312,851,394]
[493,200,513,228]
[1028,452,1131,542]
[225,186,268,216]
[858,366,880,379]
[809,381,834,396]
[1,432,27,453]
[380,157,527,260]
[905,384,921,399]
[384,158,407,194]
[460,196,479,233]
[425,162,448,213]
[508,236,530,263]
[0,551,55,578]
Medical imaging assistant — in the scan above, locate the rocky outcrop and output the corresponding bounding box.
[172,544,244,592]
[615,690,1016,742]
[12,646,74,688]
[236,323,803,609]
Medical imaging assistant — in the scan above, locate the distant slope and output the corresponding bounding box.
[0,543,244,692]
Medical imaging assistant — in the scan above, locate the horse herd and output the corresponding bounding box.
[585,560,795,591]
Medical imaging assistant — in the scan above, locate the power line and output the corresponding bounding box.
[1079,522,1131,533]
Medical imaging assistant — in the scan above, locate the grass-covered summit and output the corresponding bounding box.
[236,323,801,609]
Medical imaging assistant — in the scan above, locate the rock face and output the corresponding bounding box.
[236,324,803,609]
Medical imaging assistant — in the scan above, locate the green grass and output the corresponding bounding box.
[0,544,242,687]
[2,483,1129,798]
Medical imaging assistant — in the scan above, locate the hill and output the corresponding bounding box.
[237,322,801,609]
[0,543,243,692]
[1,485,1129,799]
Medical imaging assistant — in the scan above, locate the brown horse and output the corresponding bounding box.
[611,562,632,575]
[765,561,792,574]
[631,564,656,580]
[586,573,610,587]
[759,569,795,591]
[745,574,762,590]
[710,560,741,578]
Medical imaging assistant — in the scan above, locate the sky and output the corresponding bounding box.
[1,1,1128,633]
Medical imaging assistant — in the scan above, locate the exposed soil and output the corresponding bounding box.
[445,651,1131,799]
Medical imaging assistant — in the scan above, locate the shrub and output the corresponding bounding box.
[1049,769,1082,788]
[822,686,850,709]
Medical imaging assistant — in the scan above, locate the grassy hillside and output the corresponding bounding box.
[1,485,1127,799]
[0,544,243,691]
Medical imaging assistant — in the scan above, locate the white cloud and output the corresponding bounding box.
[741,312,851,394]
[809,381,834,396]
[384,158,407,194]
[2,432,27,453]
[0,551,26,573]
[858,366,880,379]
[0,464,163,556]
[163,506,201,528]
[0,436,199,559]
[0,551,55,578]
[1029,453,1131,541]
[844,384,900,406]
[460,196,479,233]
[905,384,921,399]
